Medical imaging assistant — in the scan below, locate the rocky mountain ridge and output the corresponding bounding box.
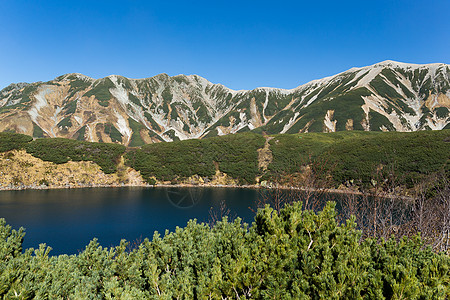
[1,60,449,145]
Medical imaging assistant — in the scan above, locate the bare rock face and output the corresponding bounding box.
[1,61,449,145]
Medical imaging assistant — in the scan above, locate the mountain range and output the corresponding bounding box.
[0,60,449,146]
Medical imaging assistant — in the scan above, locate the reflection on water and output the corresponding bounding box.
[0,187,259,255]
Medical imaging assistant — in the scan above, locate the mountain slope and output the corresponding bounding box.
[1,61,449,145]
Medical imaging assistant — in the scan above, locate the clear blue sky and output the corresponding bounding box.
[1,0,449,91]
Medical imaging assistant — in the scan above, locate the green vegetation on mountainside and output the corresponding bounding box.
[0,134,125,175]
[74,125,86,141]
[32,123,44,138]
[83,78,115,107]
[266,130,450,189]
[0,202,448,299]
[25,138,125,174]
[126,129,449,189]
[266,131,375,175]
[1,130,448,189]
[0,132,33,152]
[62,99,78,115]
[368,110,396,131]
[302,88,369,132]
[104,123,123,143]
[323,130,450,188]
[128,118,146,147]
[0,84,38,114]
[126,132,265,184]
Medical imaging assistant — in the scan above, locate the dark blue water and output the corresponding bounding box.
[0,187,260,255]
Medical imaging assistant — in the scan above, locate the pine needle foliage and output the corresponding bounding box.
[126,132,265,184]
[266,130,450,189]
[0,202,448,299]
[25,138,125,174]
[0,132,33,152]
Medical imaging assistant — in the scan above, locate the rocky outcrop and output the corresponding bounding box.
[0,150,144,190]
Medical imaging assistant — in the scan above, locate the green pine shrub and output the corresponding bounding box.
[125,132,265,184]
[0,202,448,299]
[25,138,125,174]
[266,130,450,190]
[0,132,33,152]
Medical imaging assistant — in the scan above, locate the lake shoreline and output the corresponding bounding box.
[0,182,415,201]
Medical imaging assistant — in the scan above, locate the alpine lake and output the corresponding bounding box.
[0,187,262,255]
[0,186,341,255]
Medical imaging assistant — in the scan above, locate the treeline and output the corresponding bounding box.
[125,133,265,184]
[25,138,125,174]
[1,202,449,299]
[125,130,449,190]
[0,132,32,152]
[265,130,450,190]
[1,130,449,190]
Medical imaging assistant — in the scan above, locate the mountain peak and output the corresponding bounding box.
[58,73,94,81]
[371,60,445,69]
[1,61,449,144]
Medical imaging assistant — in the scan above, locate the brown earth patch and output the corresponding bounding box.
[257,136,274,172]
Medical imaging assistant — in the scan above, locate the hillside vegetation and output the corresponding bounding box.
[0,150,127,189]
[265,130,450,190]
[0,133,125,174]
[0,130,449,192]
[125,132,265,184]
[0,132,32,152]
[25,138,125,174]
[124,130,450,193]
[0,202,448,299]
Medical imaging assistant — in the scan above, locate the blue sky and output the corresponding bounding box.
[0,0,449,90]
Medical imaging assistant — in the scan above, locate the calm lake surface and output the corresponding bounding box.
[0,187,262,255]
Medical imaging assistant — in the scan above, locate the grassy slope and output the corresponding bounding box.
[324,130,450,188]
[25,139,126,174]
